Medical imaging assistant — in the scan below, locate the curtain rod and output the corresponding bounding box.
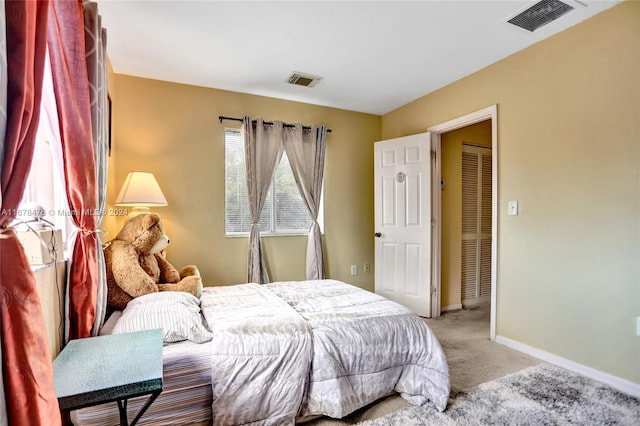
[218,115,332,133]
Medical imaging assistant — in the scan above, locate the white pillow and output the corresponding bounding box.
[113,292,213,344]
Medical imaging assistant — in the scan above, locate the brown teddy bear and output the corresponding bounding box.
[105,212,203,311]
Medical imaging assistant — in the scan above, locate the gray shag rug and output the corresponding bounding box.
[357,363,639,425]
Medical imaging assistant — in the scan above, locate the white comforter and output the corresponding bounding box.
[200,280,450,424]
[199,284,312,426]
[265,279,450,417]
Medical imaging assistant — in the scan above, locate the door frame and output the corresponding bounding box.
[428,104,498,341]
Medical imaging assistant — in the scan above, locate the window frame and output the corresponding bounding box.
[224,128,324,237]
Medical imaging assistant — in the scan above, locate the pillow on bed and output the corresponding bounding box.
[112,292,213,344]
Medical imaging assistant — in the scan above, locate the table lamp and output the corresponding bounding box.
[115,171,168,216]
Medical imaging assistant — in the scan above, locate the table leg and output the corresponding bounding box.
[128,390,162,426]
[117,399,128,426]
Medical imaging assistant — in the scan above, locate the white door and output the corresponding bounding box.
[374,133,432,317]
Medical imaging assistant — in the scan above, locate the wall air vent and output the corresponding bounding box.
[286,72,322,88]
[507,0,575,32]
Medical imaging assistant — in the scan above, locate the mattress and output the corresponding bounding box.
[71,313,213,426]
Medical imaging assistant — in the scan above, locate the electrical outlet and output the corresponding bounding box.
[350,265,358,275]
[364,263,370,273]
[637,317,640,336]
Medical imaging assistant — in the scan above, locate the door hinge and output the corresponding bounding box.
[431,150,436,160]
[431,218,436,226]
[431,286,437,295]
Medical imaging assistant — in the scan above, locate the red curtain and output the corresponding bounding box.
[47,0,99,340]
[0,1,61,424]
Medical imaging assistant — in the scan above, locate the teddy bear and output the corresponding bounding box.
[105,212,203,311]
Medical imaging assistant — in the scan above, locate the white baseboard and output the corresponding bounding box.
[495,335,640,399]
[462,296,490,306]
[441,304,462,312]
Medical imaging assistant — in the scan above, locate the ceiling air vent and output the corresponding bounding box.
[507,0,575,32]
[286,72,322,88]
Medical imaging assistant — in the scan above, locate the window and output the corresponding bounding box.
[20,123,72,241]
[17,52,73,251]
[225,129,323,235]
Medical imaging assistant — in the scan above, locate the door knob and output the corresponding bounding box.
[374,232,381,238]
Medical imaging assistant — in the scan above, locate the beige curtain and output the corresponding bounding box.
[83,1,108,335]
[242,117,283,283]
[283,124,327,280]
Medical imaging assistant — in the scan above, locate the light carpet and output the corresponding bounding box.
[356,363,639,425]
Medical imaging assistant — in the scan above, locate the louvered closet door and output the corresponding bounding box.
[461,145,492,305]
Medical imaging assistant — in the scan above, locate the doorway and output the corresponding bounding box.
[429,105,498,341]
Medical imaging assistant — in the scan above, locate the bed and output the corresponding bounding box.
[71,279,450,425]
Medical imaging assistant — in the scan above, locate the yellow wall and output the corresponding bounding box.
[104,2,639,384]
[104,76,381,290]
[382,2,639,383]
[440,120,491,309]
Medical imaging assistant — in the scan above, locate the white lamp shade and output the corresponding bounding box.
[115,172,168,207]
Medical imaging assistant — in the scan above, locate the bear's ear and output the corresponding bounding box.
[141,213,160,229]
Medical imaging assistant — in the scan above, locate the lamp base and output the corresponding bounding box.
[127,206,152,218]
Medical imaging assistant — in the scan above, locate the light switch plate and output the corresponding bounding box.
[508,200,518,216]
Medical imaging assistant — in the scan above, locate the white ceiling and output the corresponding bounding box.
[98,0,621,115]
